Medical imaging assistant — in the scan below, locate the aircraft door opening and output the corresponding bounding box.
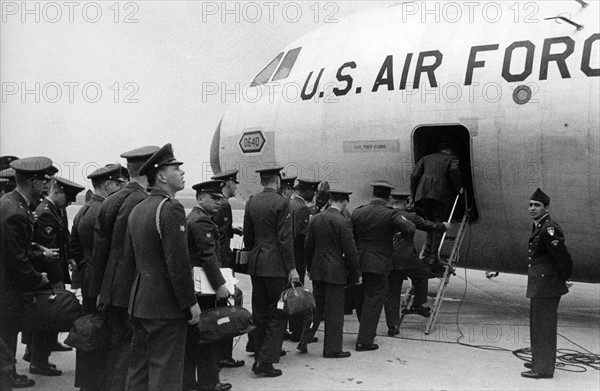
[412,125,479,221]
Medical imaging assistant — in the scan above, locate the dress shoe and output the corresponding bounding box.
[355,343,379,352]
[196,383,233,391]
[252,362,282,377]
[29,364,62,376]
[387,326,400,336]
[523,362,533,369]
[521,370,553,379]
[218,358,245,368]
[296,342,307,353]
[280,349,287,357]
[402,305,431,318]
[52,341,73,351]
[9,372,36,388]
[323,351,351,359]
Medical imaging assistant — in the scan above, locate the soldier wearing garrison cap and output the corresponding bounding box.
[91,145,158,391]
[0,157,53,388]
[410,142,463,270]
[244,166,299,377]
[288,178,320,342]
[184,180,234,391]
[351,180,412,352]
[69,164,126,391]
[521,188,573,379]
[125,144,200,391]
[28,177,83,376]
[209,170,245,369]
[300,188,361,358]
[384,192,450,336]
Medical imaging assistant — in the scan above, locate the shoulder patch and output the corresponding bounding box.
[180,224,185,232]
[44,226,54,235]
[551,239,559,246]
[547,227,554,236]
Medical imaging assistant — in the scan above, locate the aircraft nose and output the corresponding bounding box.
[210,118,222,175]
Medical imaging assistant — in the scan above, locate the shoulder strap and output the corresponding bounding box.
[155,198,169,240]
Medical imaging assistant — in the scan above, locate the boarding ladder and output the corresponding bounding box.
[424,190,470,334]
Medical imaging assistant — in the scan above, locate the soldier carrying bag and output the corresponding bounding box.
[19,287,81,332]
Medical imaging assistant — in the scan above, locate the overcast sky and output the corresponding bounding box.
[1,0,387,188]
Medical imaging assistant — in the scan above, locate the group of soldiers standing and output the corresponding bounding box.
[0,141,466,390]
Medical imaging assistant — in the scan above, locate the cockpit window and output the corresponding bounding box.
[272,47,302,81]
[251,52,283,87]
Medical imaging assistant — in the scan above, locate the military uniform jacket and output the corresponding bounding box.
[126,189,197,319]
[68,194,105,297]
[0,191,44,316]
[392,210,446,270]
[410,152,462,206]
[526,214,573,299]
[304,207,361,285]
[92,181,147,307]
[243,188,295,277]
[33,198,70,284]
[187,206,226,291]
[290,196,310,268]
[351,199,412,275]
[213,198,233,265]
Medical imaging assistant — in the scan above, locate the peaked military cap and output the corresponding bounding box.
[192,180,226,198]
[10,156,53,177]
[55,177,85,202]
[0,168,15,178]
[530,187,550,206]
[280,175,297,189]
[390,191,411,199]
[139,143,183,176]
[120,145,160,164]
[88,164,127,181]
[296,178,321,191]
[370,180,394,189]
[0,156,19,171]
[255,166,284,178]
[211,169,239,183]
[328,188,352,197]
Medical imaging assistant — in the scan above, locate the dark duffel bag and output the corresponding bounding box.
[64,313,109,352]
[19,288,81,332]
[196,304,255,344]
[280,285,316,315]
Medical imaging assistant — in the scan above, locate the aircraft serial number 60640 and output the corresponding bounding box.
[210,1,599,283]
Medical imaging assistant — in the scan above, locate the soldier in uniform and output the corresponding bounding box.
[351,181,411,351]
[521,188,573,379]
[300,189,361,358]
[243,166,299,377]
[0,157,52,388]
[69,164,126,390]
[279,175,296,200]
[124,144,200,391]
[410,143,462,268]
[209,170,245,369]
[91,145,159,391]
[29,177,84,376]
[384,193,450,336]
[184,180,233,391]
[288,178,319,342]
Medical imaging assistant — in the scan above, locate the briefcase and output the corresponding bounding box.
[233,249,249,274]
[279,286,316,315]
[19,288,81,332]
[195,303,255,344]
[64,313,109,352]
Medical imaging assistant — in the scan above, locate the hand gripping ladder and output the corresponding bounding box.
[424,190,470,335]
